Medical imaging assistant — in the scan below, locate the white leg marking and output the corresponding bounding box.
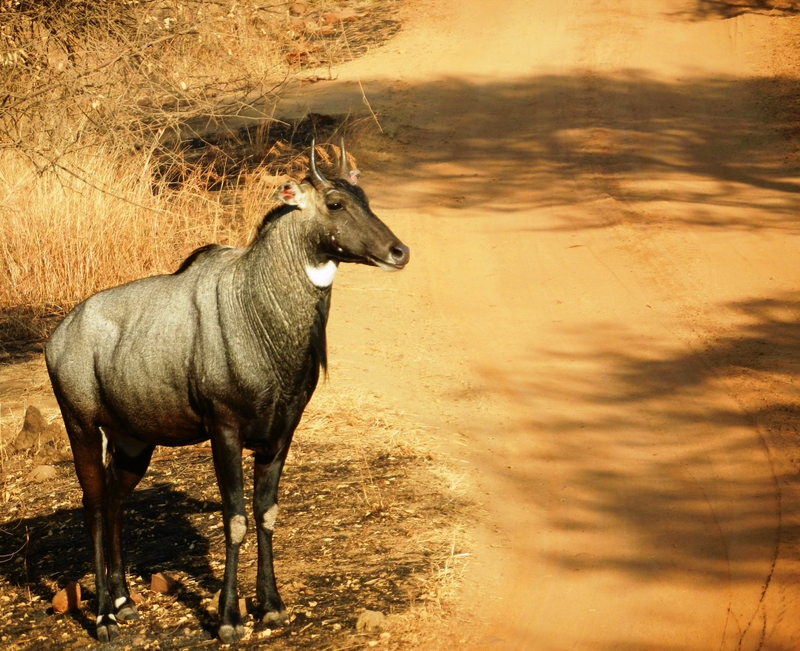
[261,505,279,531]
[101,429,109,466]
[229,514,247,545]
[305,260,338,288]
[97,613,117,624]
[115,596,127,609]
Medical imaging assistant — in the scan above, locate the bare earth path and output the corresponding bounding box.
[285,1,800,649]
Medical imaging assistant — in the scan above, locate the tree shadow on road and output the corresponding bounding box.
[7,69,800,352]
[305,72,800,233]
[470,292,800,647]
[474,291,800,582]
[677,1,800,20]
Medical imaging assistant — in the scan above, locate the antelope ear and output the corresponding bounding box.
[348,169,361,185]
[279,181,307,208]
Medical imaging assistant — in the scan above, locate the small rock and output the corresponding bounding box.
[52,582,81,613]
[130,591,144,605]
[289,1,308,16]
[38,422,71,462]
[12,405,47,452]
[42,421,68,447]
[150,572,177,593]
[356,610,386,632]
[26,465,57,483]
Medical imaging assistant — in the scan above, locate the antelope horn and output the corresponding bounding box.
[339,136,361,185]
[339,137,351,178]
[309,138,328,186]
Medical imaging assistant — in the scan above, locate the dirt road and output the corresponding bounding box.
[285,1,800,649]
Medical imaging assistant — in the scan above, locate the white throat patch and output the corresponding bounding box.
[305,260,338,288]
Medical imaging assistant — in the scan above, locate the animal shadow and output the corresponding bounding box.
[0,481,222,639]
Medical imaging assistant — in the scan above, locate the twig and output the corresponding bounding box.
[338,23,383,132]
[0,541,29,563]
[23,528,31,602]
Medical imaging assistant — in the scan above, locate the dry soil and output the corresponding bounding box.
[290,1,800,649]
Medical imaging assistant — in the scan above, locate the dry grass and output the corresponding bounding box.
[1,1,287,166]
[0,0,399,165]
[0,147,281,347]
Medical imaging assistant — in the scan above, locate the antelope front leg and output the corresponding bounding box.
[253,448,290,626]
[210,429,247,644]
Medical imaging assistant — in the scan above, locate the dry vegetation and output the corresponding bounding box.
[0,1,472,648]
[0,0,401,351]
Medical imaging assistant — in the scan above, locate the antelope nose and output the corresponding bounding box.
[390,243,410,268]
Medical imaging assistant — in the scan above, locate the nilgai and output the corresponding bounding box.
[45,140,409,643]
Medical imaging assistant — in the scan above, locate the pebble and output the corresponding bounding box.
[150,572,176,593]
[52,582,81,613]
[356,610,386,632]
[26,465,57,483]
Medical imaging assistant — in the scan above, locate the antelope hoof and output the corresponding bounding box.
[96,614,119,643]
[116,603,140,621]
[218,622,245,644]
[261,608,288,627]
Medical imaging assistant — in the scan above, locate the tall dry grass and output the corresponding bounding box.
[0,147,282,345]
[0,0,292,349]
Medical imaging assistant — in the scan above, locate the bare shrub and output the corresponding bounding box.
[0,0,399,167]
[0,0,289,167]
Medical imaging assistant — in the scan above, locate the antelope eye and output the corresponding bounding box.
[327,202,343,211]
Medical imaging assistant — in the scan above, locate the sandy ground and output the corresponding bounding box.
[279,1,800,649]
